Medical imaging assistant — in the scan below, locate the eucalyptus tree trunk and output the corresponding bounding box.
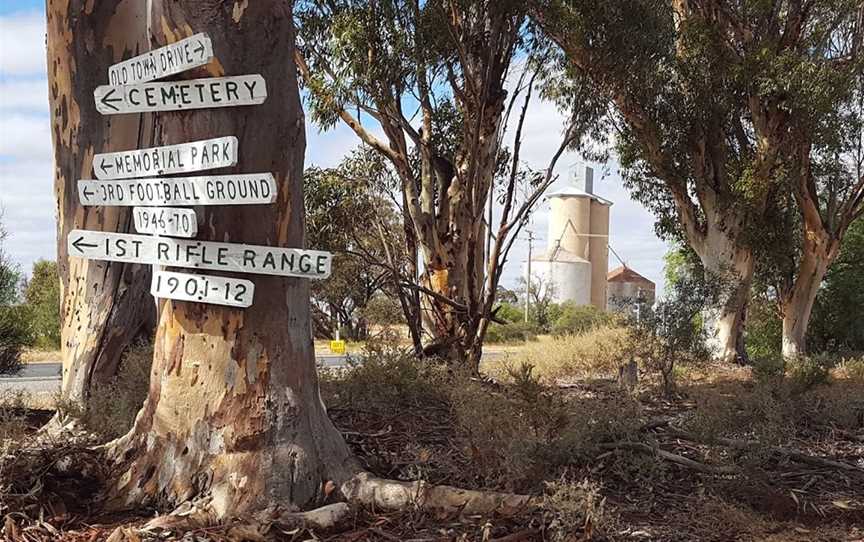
[47,0,155,402]
[107,0,355,517]
[695,223,754,365]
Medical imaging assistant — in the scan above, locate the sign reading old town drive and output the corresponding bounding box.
[68,230,333,279]
[94,136,238,180]
[108,33,214,85]
[133,207,198,238]
[78,173,277,206]
[94,74,266,114]
[151,270,254,308]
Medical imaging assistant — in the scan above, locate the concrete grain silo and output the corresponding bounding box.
[531,166,612,310]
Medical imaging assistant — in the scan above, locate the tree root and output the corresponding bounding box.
[598,442,739,475]
[340,471,539,515]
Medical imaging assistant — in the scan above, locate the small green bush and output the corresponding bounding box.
[484,321,539,344]
[23,260,60,349]
[836,355,864,382]
[551,303,611,336]
[0,305,34,375]
[542,477,607,541]
[786,355,832,394]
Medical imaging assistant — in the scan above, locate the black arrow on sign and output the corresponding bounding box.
[100,158,113,176]
[194,40,206,58]
[81,186,94,200]
[71,236,98,253]
[100,88,122,111]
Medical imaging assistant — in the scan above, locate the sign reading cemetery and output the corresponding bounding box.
[133,207,198,238]
[108,33,214,85]
[94,74,267,114]
[151,270,254,308]
[68,230,332,279]
[78,173,277,206]
[94,136,238,180]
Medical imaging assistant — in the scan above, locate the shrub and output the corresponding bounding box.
[22,260,60,349]
[56,341,153,440]
[0,305,34,375]
[550,303,611,337]
[514,323,634,381]
[785,355,832,394]
[542,477,607,541]
[484,321,539,344]
[836,355,864,382]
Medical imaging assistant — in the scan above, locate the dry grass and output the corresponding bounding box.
[484,324,635,383]
[20,348,62,363]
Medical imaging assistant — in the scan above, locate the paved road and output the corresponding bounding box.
[1,351,505,396]
[0,356,353,395]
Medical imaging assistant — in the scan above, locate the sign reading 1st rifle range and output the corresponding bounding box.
[70,33,332,309]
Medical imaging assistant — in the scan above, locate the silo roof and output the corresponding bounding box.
[545,186,613,206]
[607,266,655,286]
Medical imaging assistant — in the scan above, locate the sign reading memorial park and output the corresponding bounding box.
[151,270,254,308]
[94,136,238,180]
[78,173,277,206]
[108,33,214,85]
[94,74,266,115]
[68,230,332,279]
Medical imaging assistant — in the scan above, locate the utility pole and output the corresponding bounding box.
[524,230,534,323]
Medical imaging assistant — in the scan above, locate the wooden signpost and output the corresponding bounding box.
[151,270,254,308]
[108,33,214,85]
[68,230,333,279]
[78,173,277,206]
[94,74,267,115]
[94,136,238,179]
[133,207,198,238]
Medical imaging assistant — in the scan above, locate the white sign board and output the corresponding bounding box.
[94,136,238,180]
[68,230,332,279]
[78,173,276,207]
[151,270,254,308]
[94,74,266,115]
[108,33,214,85]
[133,207,198,238]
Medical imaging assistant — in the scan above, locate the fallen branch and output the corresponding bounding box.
[661,429,864,474]
[597,442,739,475]
[341,472,538,515]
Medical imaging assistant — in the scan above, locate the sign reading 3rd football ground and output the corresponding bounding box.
[133,207,198,238]
[108,33,214,85]
[94,136,238,179]
[151,270,254,308]
[94,74,266,115]
[68,230,332,279]
[78,173,276,206]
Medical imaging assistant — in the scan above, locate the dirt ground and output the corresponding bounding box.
[1,362,862,541]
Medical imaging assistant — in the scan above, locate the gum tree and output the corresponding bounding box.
[47,0,155,402]
[530,0,856,362]
[296,0,580,370]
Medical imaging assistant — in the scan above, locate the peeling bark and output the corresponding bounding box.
[47,0,156,402]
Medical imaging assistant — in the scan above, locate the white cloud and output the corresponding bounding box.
[0,159,56,272]
[0,79,49,111]
[0,11,46,76]
[0,114,52,162]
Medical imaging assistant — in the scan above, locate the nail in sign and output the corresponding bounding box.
[78,174,277,207]
[133,207,198,238]
[94,136,238,180]
[94,74,267,115]
[68,230,333,279]
[151,270,254,308]
[108,33,214,85]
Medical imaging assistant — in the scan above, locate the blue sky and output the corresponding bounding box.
[0,5,670,295]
